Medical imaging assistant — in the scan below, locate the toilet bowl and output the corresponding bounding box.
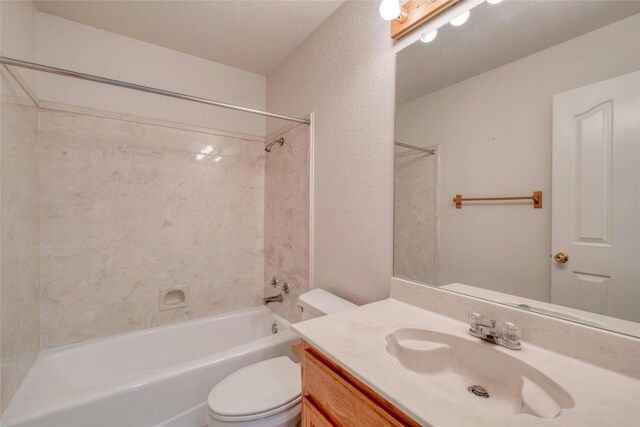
[207,289,356,427]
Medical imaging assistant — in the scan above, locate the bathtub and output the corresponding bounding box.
[3,306,298,427]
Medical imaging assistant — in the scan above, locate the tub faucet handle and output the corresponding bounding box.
[269,277,278,287]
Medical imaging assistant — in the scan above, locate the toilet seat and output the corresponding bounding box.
[207,357,301,422]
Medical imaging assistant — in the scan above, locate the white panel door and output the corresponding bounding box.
[551,71,640,323]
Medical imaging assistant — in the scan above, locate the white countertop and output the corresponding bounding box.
[292,298,640,427]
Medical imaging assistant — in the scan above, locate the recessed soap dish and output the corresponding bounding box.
[159,286,189,311]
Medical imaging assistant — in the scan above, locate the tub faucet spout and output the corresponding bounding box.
[263,294,283,305]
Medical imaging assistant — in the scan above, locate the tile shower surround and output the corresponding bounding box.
[263,123,310,322]
[1,69,41,412]
[2,75,310,413]
[39,110,265,348]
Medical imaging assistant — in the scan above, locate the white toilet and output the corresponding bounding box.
[206,289,356,427]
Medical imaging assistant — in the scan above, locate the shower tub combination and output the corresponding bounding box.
[3,307,298,427]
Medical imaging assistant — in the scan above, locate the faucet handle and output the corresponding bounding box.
[502,321,521,342]
[468,312,484,331]
[497,321,522,350]
[269,277,278,287]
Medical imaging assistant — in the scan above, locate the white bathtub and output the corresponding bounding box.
[3,306,298,427]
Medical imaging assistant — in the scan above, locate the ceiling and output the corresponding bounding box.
[397,0,640,105]
[34,0,345,76]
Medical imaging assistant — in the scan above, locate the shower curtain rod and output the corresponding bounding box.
[0,56,311,125]
[395,141,435,154]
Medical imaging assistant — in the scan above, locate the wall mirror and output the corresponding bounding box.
[394,0,640,337]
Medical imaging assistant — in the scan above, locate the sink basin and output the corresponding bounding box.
[385,328,575,419]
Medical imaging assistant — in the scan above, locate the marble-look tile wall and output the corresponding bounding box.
[1,69,41,412]
[394,147,437,285]
[39,110,265,348]
[264,124,310,322]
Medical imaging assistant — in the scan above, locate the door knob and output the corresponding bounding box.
[554,252,569,264]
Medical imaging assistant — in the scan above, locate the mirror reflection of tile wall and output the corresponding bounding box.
[394,146,437,285]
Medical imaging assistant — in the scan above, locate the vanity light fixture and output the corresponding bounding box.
[449,10,470,26]
[388,0,461,40]
[420,30,438,43]
[487,0,503,4]
[379,0,408,22]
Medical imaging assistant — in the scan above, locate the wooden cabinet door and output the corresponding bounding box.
[304,350,406,426]
[302,397,334,427]
[299,342,420,427]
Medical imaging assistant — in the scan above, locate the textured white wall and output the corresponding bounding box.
[36,12,266,137]
[396,15,640,301]
[266,1,397,304]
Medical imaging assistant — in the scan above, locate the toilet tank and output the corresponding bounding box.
[297,289,356,321]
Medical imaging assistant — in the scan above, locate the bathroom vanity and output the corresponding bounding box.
[296,341,418,426]
[292,279,640,426]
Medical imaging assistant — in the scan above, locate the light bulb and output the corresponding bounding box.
[380,0,401,21]
[450,10,470,26]
[487,0,503,4]
[420,30,438,43]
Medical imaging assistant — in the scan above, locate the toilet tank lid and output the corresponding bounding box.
[297,289,356,316]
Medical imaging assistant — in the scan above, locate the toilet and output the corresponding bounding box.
[206,289,356,427]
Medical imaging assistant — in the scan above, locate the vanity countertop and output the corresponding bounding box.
[292,298,640,427]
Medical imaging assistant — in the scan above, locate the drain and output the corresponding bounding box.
[468,385,490,398]
[271,322,278,334]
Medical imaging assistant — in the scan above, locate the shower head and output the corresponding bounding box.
[265,137,284,152]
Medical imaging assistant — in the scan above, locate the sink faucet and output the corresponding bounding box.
[468,312,522,350]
